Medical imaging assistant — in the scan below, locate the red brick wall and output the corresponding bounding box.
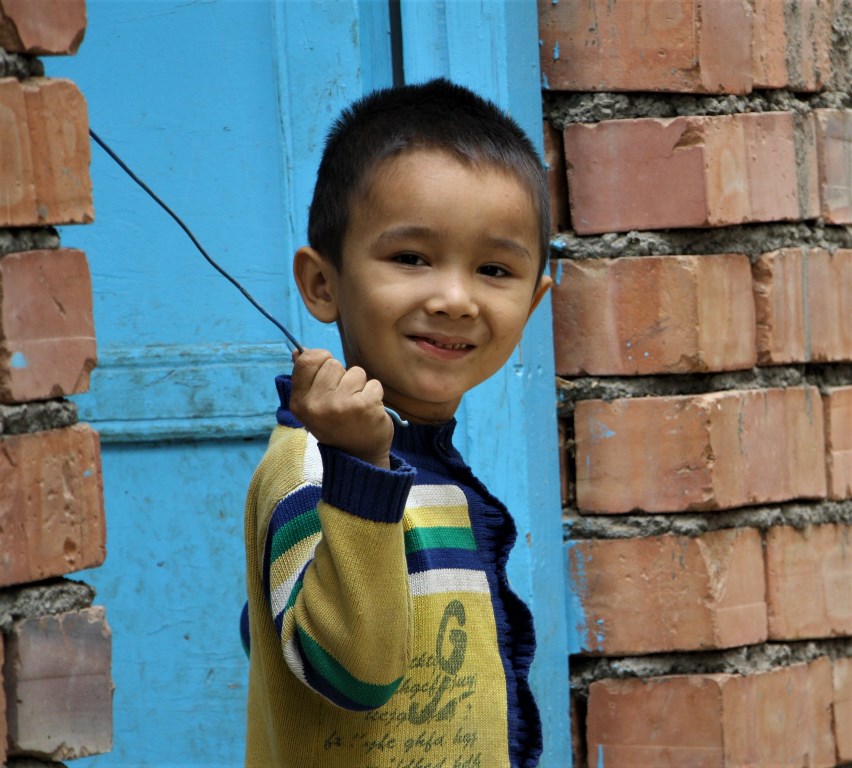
[540,1,852,765]
[0,1,112,763]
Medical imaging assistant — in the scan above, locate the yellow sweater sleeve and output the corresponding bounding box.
[248,425,416,710]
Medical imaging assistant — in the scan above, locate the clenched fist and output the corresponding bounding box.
[289,349,394,469]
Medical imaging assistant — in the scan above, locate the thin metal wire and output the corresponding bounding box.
[88,128,304,353]
[88,128,409,427]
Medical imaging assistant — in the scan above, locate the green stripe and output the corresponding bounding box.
[270,508,321,563]
[404,526,476,554]
[296,626,402,708]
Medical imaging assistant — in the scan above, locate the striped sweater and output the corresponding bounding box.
[242,375,540,767]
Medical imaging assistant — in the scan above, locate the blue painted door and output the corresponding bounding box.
[53,2,568,765]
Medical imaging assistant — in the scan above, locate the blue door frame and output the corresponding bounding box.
[55,2,569,765]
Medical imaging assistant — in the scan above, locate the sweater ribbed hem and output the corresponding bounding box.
[317,443,415,524]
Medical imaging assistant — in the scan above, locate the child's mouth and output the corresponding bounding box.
[410,335,474,353]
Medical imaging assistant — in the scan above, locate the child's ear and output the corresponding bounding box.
[293,246,340,323]
[527,274,553,319]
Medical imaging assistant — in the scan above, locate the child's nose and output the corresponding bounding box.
[425,272,478,319]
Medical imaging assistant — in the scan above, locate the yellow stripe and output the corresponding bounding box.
[268,531,321,594]
[403,506,471,531]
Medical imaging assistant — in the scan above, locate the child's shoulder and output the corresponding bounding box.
[250,423,323,518]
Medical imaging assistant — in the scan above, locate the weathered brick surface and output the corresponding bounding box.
[814,109,852,224]
[3,607,112,761]
[765,524,852,640]
[542,120,569,233]
[0,248,96,404]
[568,528,767,655]
[0,0,86,55]
[558,419,570,507]
[835,656,852,762]
[0,77,92,227]
[824,387,852,500]
[563,112,819,235]
[0,423,105,587]
[752,0,833,91]
[0,635,6,767]
[538,0,753,94]
[552,254,756,376]
[586,660,835,768]
[575,387,826,514]
[753,247,852,364]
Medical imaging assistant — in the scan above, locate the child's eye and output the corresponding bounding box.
[394,252,427,266]
[478,264,510,278]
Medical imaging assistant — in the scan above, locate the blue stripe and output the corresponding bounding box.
[262,486,322,602]
[406,546,482,574]
[240,602,250,659]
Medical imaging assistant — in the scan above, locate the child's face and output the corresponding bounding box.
[307,149,550,424]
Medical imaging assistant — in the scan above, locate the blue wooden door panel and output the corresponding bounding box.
[78,439,256,767]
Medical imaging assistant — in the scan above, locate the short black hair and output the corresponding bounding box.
[307,78,550,277]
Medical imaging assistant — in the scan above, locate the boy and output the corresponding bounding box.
[242,78,552,767]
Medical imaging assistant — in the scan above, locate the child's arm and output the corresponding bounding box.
[256,349,414,710]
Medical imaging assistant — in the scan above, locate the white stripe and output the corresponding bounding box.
[406,484,466,509]
[408,568,490,597]
[303,432,323,485]
[283,635,307,683]
[270,540,319,616]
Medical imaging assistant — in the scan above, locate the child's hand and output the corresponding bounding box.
[290,348,393,469]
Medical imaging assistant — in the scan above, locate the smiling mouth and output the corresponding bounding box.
[411,335,474,351]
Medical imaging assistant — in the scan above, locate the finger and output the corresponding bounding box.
[360,377,385,404]
[290,348,333,399]
[309,356,348,396]
[336,365,369,396]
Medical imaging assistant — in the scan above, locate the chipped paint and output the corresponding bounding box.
[588,416,616,441]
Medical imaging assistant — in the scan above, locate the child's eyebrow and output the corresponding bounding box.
[376,225,436,244]
[484,236,532,260]
[377,226,532,260]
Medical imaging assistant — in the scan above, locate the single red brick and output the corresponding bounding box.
[0,423,105,588]
[587,674,728,768]
[824,387,852,500]
[0,77,92,227]
[723,658,835,767]
[542,120,569,233]
[765,524,852,640]
[0,248,96,403]
[3,607,112,760]
[0,0,86,55]
[538,0,752,94]
[753,247,852,364]
[587,661,835,768]
[552,254,756,376]
[569,528,767,655]
[563,112,819,235]
[570,694,585,768]
[752,0,832,91]
[834,657,852,762]
[814,109,852,224]
[575,387,826,513]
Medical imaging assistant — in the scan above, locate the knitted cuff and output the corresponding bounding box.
[317,444,415,524]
